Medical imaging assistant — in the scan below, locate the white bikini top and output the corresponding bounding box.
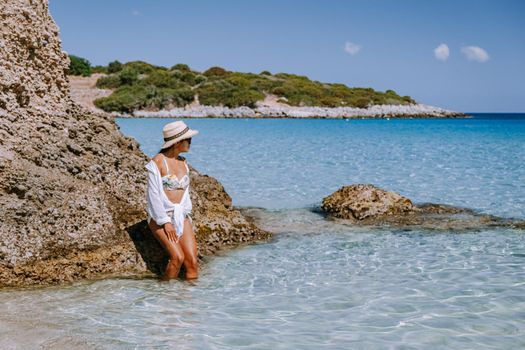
[161,155,190,191]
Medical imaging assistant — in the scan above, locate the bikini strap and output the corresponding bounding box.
[184,159,190,174]
[162,154,170,175]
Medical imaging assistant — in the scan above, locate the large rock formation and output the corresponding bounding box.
[321,184,525,230]
[0,0,270,288]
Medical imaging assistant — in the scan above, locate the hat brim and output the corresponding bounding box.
[161,129,199,150]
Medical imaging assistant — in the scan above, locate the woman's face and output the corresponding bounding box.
[176,138,191,152]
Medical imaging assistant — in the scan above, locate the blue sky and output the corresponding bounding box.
[49,0,525,112]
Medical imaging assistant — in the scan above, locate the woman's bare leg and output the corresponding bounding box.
[148,220,185,280]
[179,218,199,280]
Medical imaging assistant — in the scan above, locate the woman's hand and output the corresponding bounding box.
[163,223,179,243]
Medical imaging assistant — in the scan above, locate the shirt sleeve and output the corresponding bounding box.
[146,166,171,226]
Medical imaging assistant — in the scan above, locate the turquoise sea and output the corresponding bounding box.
[1,114,524,349]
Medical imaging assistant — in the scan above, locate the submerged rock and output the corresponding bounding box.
[321,184,525,230]
[0,0,270,289]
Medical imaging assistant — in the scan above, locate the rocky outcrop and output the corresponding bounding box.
[321,184,525,230]
[130,103,468,119]
[321,184,415,220]
[0,0,270,289]
[0,0,70,119]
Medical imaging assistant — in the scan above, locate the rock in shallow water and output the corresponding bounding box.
[321,184,415,220]
[321,184,525,230]
[0,0,270,289]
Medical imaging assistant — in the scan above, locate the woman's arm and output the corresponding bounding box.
[146,167,171,226]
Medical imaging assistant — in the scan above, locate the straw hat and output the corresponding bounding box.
[161,121,199,150]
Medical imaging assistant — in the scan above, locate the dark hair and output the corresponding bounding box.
[158,143,180,155]
[158,138,191,154]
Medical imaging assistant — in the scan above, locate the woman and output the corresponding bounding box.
[145,120,199,281]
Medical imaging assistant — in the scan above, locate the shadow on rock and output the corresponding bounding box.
[125,220,189,279]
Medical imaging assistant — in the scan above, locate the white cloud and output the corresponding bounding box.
[461,46,489,62]
[434,43,449,61]
[132,10,140,16]
[344,41,362,56]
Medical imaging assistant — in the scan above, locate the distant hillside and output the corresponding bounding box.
[75,59,416,113]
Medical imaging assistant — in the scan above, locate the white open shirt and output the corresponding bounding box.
[145,160,193,237]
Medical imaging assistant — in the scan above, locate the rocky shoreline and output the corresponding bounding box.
[124,103,469,119]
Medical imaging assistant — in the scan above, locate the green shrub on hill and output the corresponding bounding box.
[267,78,412,108]
[119,67,139,85]
[353,97,370,108]
[94,85,149,113]
[95,74,121,89]
[402,95,416,104]
[170,63,191,72]
[274,72,310,81]
[195,80,232,106]
[68,55,92,76]
[107,60,123,73]
[169,70,184,80]
[142,69,180,88]
[226,72,278,93]
[170,87,195,106]
[180,71,197,85]
[141,87,194,110]
[203,66,230,77]
[94,67,141,89]
[94,84,194,113]
[269,76,325,106]
[92,65,107,74]
[122,60,163,74]
[195,74,207,85]
[196,79,264,108]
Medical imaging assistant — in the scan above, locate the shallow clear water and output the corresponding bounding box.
[1,114,524,349]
